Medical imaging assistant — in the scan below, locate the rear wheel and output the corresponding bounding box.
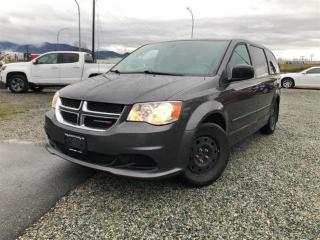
[281,78,294,88]
[181,123,230,187]
[8,74,28,93]
[260,101,278,134]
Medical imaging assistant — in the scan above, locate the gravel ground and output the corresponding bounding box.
[1,88,319,239]
[0,89,55,145]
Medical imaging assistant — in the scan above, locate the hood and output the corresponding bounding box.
[59,73,207,104]
[5,62,31,68]
[280,72,301,77]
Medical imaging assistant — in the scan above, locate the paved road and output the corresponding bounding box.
[0,143,95,240]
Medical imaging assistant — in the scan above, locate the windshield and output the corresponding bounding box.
[111,40,229,76]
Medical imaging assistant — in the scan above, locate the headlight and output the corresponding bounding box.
[52,92,64,123]
[51,92,60,108]
[0,66,6,72]
[127,101,182,125]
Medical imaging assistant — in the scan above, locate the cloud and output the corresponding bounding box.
[92,13,320,51]
[0,0,319,59]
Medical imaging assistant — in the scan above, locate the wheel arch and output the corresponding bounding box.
[6,71,28,84]
[185,101,228,132]
[201,112,226,131]
[275,95,280,120]
[275,95,280,106]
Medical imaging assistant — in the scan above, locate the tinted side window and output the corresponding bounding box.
[306,68,320,74]
[60,53,79,63]
[37,53,58,64]
[265,50,280,74]
[85,54,93,63]
[249,46,269,77]
[229,44,251,67]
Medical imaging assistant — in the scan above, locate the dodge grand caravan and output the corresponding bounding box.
[45,39,280,186]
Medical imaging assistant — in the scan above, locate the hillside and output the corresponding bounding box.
[0,41,129,59]
[0,42,20,51]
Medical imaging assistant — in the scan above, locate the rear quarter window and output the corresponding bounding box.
[249,46,269,77]
[60,53,79,63]
[265,50,280,75]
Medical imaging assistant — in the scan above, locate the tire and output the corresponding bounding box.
[260,101,279,135]
[281,78,294,89]
[8,74,28,93]
[30,85,44,92]
[181,123,230,187]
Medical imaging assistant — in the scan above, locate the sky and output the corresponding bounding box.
[0,0,320,59]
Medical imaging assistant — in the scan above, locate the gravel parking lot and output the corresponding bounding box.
[1,88,319,239]
[0,89,54,145]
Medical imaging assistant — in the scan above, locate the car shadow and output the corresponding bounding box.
[89,131,266,196]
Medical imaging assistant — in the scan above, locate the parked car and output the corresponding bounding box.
[45,39,280,186]
[0,51,113,93]
[280,66,320,89]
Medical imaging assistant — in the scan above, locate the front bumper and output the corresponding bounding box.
[0,81,6,89]
[0,71,6,87]
[45,110,194,179]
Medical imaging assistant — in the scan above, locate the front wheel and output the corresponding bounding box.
[181,123,230,187]
[8,74,28,93]
[281,78,294,88]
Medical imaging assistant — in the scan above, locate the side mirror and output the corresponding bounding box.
[33,60,38,65]
[230,65,255,81]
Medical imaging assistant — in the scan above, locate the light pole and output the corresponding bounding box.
[186,7,194,38]
[92,0,96,62]
[56,28,69,50]
[73,0,81,52]
[310,54,314,62]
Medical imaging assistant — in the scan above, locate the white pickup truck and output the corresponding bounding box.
[0,51,113,93]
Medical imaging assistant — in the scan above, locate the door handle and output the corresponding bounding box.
[51,67,58,70]
[73,67,80,69]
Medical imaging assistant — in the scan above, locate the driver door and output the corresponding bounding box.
[221,44,260,134]
[31,53,60,84]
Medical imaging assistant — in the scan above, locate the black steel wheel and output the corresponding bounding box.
[181,123,230,187]
[189,136,220,174]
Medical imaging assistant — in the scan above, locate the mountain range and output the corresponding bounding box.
[0,41,130,59]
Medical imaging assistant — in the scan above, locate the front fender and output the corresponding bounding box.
[185,100,228,131]
[4,67,31,83]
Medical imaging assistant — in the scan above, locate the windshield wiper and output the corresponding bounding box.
[143,70,184,76]
[110,69,184,76]
[110,69,121,74]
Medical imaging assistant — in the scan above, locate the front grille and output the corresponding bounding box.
[60,97,81,109]
[58,99,124,131]
[87,101,124,114]
[60,110,78,125]
[83,115,116,130]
